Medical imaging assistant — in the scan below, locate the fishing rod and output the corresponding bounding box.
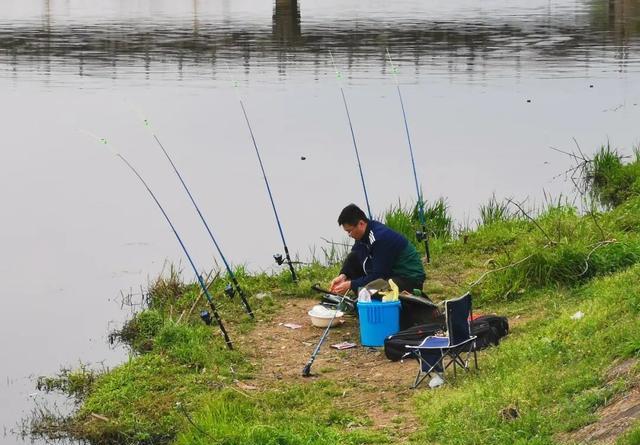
[83,131,234,350]
[386,49,431,263]
[133,111,254,319]
[302,284,351,377]
[329,50,373,220]
[229,75,298,282]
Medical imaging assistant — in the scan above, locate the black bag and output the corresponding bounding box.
[399,294,444,330]
[470,315,509,350]
[384,315,509,361]
[383,321,445,361]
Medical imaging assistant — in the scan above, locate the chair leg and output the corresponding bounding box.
[462,347,471,370]
[412,358,429,389]
[412,353,447,389]
[413,368,424,389]
[413,370,432,389]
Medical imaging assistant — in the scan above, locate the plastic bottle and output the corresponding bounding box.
[358,288,371,303]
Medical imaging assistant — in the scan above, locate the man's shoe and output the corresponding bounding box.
[428,374,445,388]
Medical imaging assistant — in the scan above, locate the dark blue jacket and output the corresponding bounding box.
[348,220,421,291]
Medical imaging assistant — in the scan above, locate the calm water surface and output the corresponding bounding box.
[1,0,639,443]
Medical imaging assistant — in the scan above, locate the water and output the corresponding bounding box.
[1,0,639,443]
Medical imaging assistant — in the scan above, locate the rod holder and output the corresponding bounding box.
[200,310,212,326]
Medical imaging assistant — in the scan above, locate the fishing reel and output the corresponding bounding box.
[416,230,428,242]
[200,310,213,326]
[273,253,285,265]
[320,293,357,314]
[224,283,235,299]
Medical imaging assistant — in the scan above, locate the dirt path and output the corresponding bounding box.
[559,359,640,444]
[236,298,421,440]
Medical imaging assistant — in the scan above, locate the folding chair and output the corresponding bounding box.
[405,292,478,388]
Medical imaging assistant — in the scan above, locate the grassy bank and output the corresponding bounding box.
[31,145,640,445]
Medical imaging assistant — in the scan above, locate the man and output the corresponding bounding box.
[330,203,426,295]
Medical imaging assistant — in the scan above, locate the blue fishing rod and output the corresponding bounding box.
[134,112,254,319]
[329,50,373,220]
[84,132,234,349]
[230,78,298,282]
[386,49,431,262]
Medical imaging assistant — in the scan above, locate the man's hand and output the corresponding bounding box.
[332,280,352,295]
[329,274,347,293]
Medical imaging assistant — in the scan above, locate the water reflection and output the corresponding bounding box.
[273,0,301,46]
[1,0,640,83]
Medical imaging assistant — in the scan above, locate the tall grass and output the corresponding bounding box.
[478,194,512,227]
[470,201,640,302]
[383,198,453,251]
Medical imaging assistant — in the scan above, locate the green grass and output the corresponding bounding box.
[617,423,640,445]
[463,202,640,304]
[175,383,387,445]
[412,266,640,445]
[70,320,251,444]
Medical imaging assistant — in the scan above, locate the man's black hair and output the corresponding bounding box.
[338,204,369,226]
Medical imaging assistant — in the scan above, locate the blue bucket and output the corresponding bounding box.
[357,300,401,347]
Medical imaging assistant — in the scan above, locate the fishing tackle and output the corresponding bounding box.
[329,50,373,220]
[135,113,254,318]
[230,79,298,282]
[85,132,234,349]
[386,49,431,262]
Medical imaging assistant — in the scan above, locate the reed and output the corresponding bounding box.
[478,194,512,227]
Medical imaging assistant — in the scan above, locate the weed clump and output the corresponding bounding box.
[109,309,164,353]
[585,144,640,209]
[146,264,196,314]
[36,365,99,403]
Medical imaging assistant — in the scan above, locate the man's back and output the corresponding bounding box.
[350,220,425,290]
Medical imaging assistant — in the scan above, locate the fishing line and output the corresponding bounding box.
[329,50,373,220]
[227,71,298,282]
[81,130,234,349]
[385,49,431,263]
[131,108,254,318]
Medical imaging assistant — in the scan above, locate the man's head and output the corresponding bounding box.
[338,204,369,241]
